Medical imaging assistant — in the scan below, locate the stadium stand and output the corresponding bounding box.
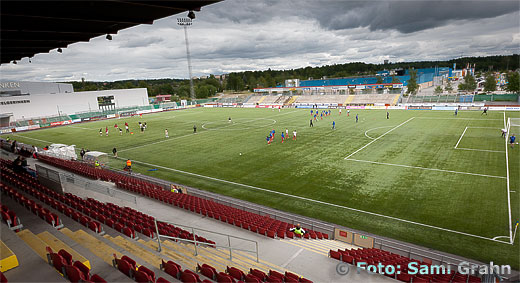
[2,156,315,282]
[37,155,328,240]
[328,247,482,283]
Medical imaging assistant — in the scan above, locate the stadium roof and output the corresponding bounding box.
[1,0,221,64]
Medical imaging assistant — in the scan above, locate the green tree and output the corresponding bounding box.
[459,74,477,92]
[505,71,520,93]
[406,70,418,95]
[434,86,443,94]
[445,81,453,93]
[483,74,496,92]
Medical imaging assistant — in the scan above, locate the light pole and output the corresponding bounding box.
[177,17,195,102]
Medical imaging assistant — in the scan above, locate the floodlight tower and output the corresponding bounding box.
[177,17,195,102]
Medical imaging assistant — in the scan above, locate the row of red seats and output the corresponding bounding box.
[38,155,328,241]
[329,248,482,283]
[116,182,327,240]
[0,168,102,235]
[113,254,173,283]
[196,263,312,283]
[1,183,63,230]
[46,246,106,283]
[1,203,23,231]
[36,156,216,245]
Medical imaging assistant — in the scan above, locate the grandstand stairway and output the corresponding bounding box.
[344,95,355,105]
[280,238,356,257]
[284,96,298,105]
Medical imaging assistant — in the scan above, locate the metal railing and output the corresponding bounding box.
[59,172,137,204]
[154,218,259,262]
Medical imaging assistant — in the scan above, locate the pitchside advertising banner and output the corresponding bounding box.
[408,106,432,110]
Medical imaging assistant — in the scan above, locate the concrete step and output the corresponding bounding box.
[0,240,19,272]
[37,231,91,269]
[279,239,329,256]
[60,228,121,266]
[16,229,49,261]
[138,239,197,271]
[104,235,163,270]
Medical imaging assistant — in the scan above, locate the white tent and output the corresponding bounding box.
[43,144,77,160]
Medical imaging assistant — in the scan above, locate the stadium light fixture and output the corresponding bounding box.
[187,10,195,20]
[106,34,112,40]
[57,48,63,53]
[177,17,195,101]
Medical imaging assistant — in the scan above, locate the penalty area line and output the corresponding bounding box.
[345,158,506,179]
[117,156,510,245]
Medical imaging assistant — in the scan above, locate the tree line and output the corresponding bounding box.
[67,54,518,99]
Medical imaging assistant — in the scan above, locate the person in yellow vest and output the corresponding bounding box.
[94,160,100,168]
[125,159,132,172]
[289,224,306,236]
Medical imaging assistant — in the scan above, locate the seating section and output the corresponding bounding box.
[37,155,328,241]
[46,246,106,282]
[329,247,482,283]
[0,204,23,231]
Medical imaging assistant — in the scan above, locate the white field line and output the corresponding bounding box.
[11,134,54,144]
[69,126,97,130]
[455,147,504,153]
[504,111,513,243]
[467,127,502,129]
[115,156,511,245]
[454,127,468,149]
[119,109,301,153]
[414,117,502,121]
[344,117,415,160]
[345,158,506,179]
[364,126,393,140]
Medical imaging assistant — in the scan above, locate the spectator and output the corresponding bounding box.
[289,224,306,236]
[112,147,117,157]
[80,148,86,159]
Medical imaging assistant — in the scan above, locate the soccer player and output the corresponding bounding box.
[332,121,336,130]
[285,128,289,139]
[112,147,117,157]
[165,129,169,138]
[281,132,285,143]
[228,117,232,123]
[339,109,342,115]
[140,124,144,133]
[266,135,271,145]
[125,125,129,133]
[510,134,516,148]
[454,108,458,116]
[311,110,313,116]
[114,123,118,128]
[347,109,350,116]
[119,128,123,135]
[99,128,103,136]
[320,112,323,120]
[356,114,358,123]
[293,130,297,140]
[310,119,314,127]
[387,111,389,119]
[482,107,488,115]
[105,126,109,136]
[193,125,197,133]
[501,128,507,137]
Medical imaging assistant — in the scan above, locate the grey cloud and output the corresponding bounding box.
[119,36,165,48]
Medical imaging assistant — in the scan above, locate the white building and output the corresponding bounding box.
[0,81,149,121]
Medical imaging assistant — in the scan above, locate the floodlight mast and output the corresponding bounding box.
[177,17,195,102]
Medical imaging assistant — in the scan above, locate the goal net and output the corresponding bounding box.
[506,118,520,144]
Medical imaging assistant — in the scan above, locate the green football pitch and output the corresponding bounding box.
[6,108,520,268]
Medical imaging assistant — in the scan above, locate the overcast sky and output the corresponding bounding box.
[1,0,518,82]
